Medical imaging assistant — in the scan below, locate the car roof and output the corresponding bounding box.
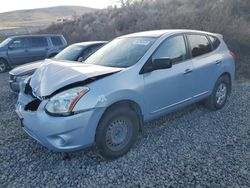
[9,34,63,39]
[73,41,108,47]
[121,29,218,38]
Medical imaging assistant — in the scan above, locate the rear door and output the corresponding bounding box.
[29,37,49,61]
[7,38,31,65]
[143,34,194,116]
[186,34,222,98]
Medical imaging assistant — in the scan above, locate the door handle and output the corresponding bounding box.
[215,60,222,65]
[184,68,193,75]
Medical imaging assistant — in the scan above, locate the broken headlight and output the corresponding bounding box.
[45,87,90,115]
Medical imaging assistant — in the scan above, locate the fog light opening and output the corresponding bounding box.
[55,136,66,146]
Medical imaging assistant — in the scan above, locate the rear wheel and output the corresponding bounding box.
[96,106,139,159]
[205,75,230,110]
[0,60,7,73]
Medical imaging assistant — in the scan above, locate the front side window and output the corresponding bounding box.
[9,38,29,49]
[152,35,187,64]
[187,34,212,58]
[81,45,103,61]
[54,45,85,61]
[51,36,63,46]
[31,37,48,47]
[85,37,156,68]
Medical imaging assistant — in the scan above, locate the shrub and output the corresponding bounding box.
[39,0,250,79]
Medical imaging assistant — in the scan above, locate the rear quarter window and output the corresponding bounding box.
[208,35,221,50]
[51,36,63,46]
[187,34,213,58]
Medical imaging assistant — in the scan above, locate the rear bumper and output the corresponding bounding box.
[16,92,105,152]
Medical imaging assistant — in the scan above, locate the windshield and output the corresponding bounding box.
[54,45,85,61]
[0,38,11,47]
[85,37,156,68]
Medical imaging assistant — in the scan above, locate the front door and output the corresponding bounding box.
[143,35,194,116]
[8,38,31,65]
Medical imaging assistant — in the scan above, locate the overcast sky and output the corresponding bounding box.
[0,0,119,13]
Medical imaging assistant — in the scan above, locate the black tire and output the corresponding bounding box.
[205,75,230,110]
[96,106,139,159]
[0,59,8,73]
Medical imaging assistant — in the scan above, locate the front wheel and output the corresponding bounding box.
[205,76,230,110]
[96,107,139,159]
[0,60,7,73]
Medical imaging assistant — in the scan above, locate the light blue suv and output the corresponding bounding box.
[16,30,235,159]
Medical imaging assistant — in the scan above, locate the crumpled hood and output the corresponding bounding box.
[30,59,123,97]
[9,60,44,76]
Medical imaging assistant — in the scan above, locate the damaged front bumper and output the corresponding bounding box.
[16,83,105,152]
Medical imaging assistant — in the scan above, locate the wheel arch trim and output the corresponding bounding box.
[96,100,144,135]
[219,72,232,94]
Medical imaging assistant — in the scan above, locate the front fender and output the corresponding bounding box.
[74,89,146,115]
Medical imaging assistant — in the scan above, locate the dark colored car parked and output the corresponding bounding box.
[0,34,67,72]
[9,41,107,92]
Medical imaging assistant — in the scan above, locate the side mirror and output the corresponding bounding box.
[8,45,14,50]
[77,57,84,62]
[152,58,172,70]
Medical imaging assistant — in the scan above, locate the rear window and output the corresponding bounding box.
[51,36,63,46]
[208,35,220,50]
[187,34,212,58]
[31,37,48,47]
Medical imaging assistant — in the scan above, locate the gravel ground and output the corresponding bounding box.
[0,72,249,188]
